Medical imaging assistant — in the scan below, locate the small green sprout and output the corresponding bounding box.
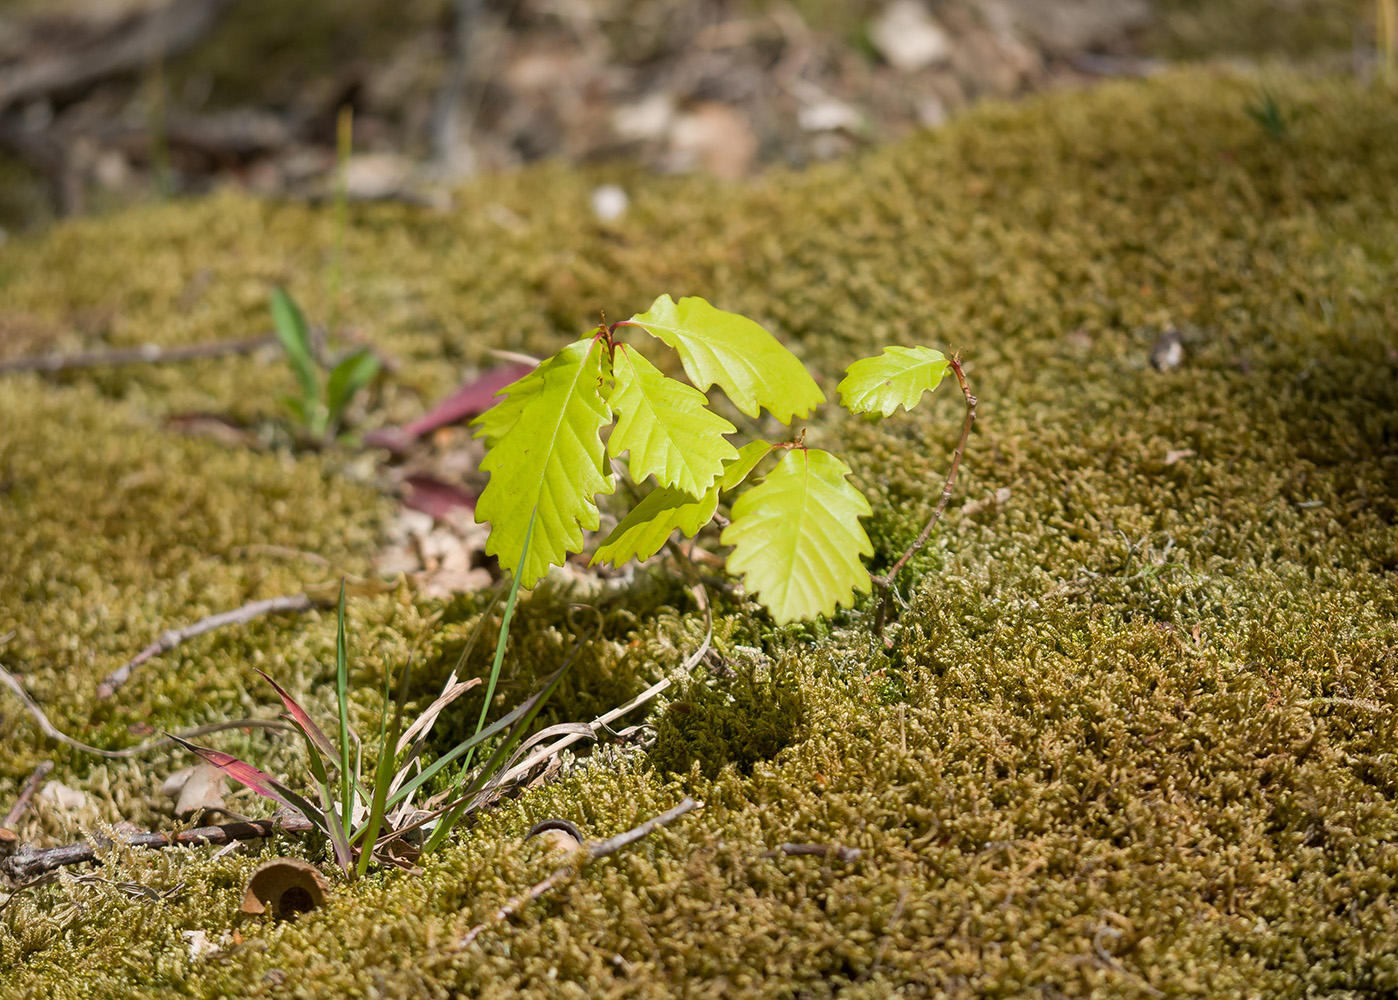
[473,294,972,625]
[270,287,381,441]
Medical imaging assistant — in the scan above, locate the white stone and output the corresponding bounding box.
[869,1,952,72]
[591,184,629,222]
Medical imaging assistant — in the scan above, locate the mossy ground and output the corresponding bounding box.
[2,69,1396,998]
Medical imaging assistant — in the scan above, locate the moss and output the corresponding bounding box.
[1,69,1397,997]
[651,655,805,779]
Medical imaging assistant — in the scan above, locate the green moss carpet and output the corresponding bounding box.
[1,69,1396,998]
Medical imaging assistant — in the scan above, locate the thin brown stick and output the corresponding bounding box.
[0,334,276,376]
[1,815,316,881]
[2,761,53,828]
[457,797,703,948]
[0,661,293,759]
[872,355,977,638]
[98,593,316,698]
[0,0,232,110]
[760,842,862,863]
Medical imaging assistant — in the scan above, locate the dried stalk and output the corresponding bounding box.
[872,355,977,638]
[760,842,861,863]
[98,593,316,698]
[0,661,293,759]
[2,815,316,882]
[457,796,703,947]
[0,335,275,376]
[2,761,53,828]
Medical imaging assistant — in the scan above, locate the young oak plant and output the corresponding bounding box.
[473,294,971,623]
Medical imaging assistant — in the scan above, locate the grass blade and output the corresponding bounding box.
[354,656,411,877]
[166,733,329,836]
[461,508,535,775]
[335,582,355,834]
[271,287,319,403]
[257,669,338,760]
[419,637,582,854]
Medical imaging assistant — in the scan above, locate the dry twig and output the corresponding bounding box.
[1,815,316,882]
[0,0,232,110]
[457,796,703,948]
[98,593,317,698]
[760,842,861,863]
[0,334,276,376]
[0,661,293,759]
[2,761,53,829]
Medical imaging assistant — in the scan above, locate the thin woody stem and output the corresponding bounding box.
[872,356,977,636]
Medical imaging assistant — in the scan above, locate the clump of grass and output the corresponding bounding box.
[171,549,570,879]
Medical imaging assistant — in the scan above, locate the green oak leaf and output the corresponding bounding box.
[629,294,825,423]
[476,339,615,587]
[470,364,546,447]
[591,485,718,567]
[838,346,949,417]
[720,448,873,623]
[721,439,772,491]
[608,344,738,497]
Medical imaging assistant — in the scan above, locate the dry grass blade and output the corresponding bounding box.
[492,581,712,789]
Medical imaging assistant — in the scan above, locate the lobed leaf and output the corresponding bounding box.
[608,344,738,497]
[475,338,615,587]
[838,346,949,417]
[720,448,873,623]
[470,363,546,447]
[629,295,824,423]
[721,439,773,491]
[591,485,718,567]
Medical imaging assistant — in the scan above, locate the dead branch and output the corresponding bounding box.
[872,355,977,639]
[0,661,293,759]
[457,796,703,948]
[2,761,53,829]
[98,593,316,698]
[0,334,276,376]
[760,842,862,863]
[0,0,233,111]
[1,815,316,882]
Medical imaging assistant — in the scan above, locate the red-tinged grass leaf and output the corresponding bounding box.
[164,733,327,834]
[364,363,536,451]
[257,669,337,760]
[403,474,478,520]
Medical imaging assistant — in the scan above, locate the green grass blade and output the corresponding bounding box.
[460,508,535,776]
[353,657,410,877]
[335,582,354,829]
[325,349,380,434]
[420,647,578,854]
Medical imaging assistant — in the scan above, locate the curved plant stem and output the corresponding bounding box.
[872,355,977,640]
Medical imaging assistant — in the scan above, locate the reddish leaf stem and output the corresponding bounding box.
[872,355,977,638]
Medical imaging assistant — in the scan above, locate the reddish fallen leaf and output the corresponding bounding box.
[403,475,478,520]
[365,363,535,452]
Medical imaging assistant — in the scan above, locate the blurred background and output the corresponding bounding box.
[0,0,1386,234]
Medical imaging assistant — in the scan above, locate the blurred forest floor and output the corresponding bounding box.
[0,0,1383,233]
